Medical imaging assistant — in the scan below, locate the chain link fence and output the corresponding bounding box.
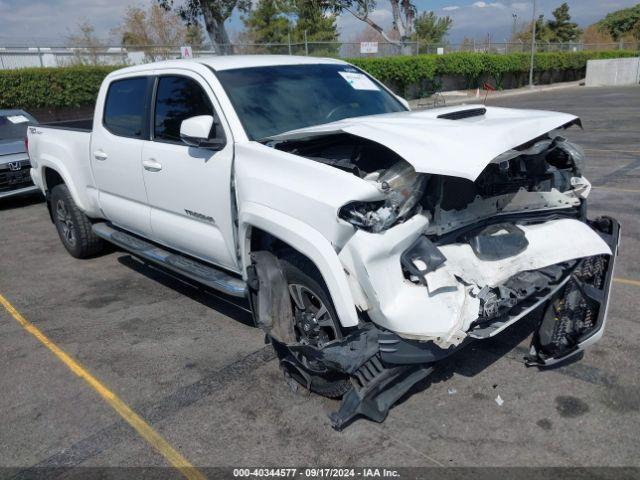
[1,40,638,70]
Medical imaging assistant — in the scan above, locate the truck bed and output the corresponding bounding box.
[39,118,93,132]
[28,121,97,214]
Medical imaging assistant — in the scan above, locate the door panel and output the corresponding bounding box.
[142,73,237,271]
[91,76,152,237]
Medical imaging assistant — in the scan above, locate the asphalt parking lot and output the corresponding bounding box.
[1,85,639,475]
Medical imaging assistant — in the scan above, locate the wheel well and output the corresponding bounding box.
[43,167,64,192]
[43,167,65,222]
[250,227,291,256]
[249,227,325,286]
[248,226,354,332]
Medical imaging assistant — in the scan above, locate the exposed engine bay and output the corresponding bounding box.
[271,120,610,347]
[273,127,589,237]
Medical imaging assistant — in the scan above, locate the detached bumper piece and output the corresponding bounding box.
[286,325,445,430]
[527,217,620,367]
[330,358,432,431]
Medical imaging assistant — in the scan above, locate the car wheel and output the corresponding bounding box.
[51,184,104,259]
[276,254,352,399]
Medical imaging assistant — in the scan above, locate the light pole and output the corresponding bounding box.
[529,0,537,88]
[511,13,518,53]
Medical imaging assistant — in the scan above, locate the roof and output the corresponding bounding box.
[109,55,348,77]
[198,55,347,71]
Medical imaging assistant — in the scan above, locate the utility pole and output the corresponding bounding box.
[511,13,518,52]
[510,13,518,53]
[529,0,537,88]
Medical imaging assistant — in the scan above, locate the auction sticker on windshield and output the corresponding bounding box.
[338,71,380,91]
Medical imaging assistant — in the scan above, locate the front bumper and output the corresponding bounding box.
[526,217,620,367]
[372,217,620,367]
[319,217,619,429]
[339,215,614,347]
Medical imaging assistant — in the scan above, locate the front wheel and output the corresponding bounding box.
[50,184,104,259]
[275,254,352,398]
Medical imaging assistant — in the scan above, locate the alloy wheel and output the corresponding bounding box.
[56,199,76,247]
[288,283,338,348]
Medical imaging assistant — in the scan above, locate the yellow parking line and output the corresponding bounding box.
[614,277,640,288]
[0,293,206,480]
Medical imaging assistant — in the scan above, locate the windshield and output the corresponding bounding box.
[215,64,406,140]
[0,112,35,142]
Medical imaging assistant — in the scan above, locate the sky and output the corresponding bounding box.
[0,0,638,46]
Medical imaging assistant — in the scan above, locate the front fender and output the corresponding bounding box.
[239,202,360,328]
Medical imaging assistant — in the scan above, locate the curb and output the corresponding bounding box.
[410,80,584,109]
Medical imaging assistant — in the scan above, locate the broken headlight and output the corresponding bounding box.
[553,137,585,172]
[339,161,428,233]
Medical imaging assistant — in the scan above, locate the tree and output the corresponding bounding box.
[596,4,640,41]
[113,4,187,60]
[291,0,338,44]
[327,0,416,53]
[581,24,614,47]
[242,0,292,45]
[158,0,252,55]
[515,14,552,42]
[349,24,388,42]
[413,11,452,45]
[291,0,339,55]
[66,21,107,65]
[460,36,475,52]
[185,24,205,48]
[241,0,338,55]
[120,5,185,46]
[547,2,582,42]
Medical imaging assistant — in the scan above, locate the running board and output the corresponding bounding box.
[92,223,247,298]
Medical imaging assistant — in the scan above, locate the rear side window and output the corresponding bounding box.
[154,76,214,142]
[103,77,148,138]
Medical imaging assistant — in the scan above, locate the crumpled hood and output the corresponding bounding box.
[269,105,579,181]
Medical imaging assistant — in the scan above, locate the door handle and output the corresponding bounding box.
[143,158,163,172]
[94,150,108,161]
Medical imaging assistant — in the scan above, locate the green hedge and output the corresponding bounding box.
[349,50,639,94]
[0,66,120,109]
[0,51,637,109]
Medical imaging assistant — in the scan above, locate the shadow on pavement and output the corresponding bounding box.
[0,191,44,211]
[117,254,255,328]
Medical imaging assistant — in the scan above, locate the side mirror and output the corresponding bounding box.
[395,95,411,110]
[180,115,225,150]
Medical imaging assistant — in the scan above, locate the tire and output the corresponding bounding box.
[276,253,352,399]
[50,184,104,259]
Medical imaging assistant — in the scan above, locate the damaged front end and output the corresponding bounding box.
[257,109,620,429]
[527,217,620,367]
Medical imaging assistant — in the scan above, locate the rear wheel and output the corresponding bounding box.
[276,254,352,398]
[51,184,104,259]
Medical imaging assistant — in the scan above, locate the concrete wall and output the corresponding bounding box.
[585,57,640,87]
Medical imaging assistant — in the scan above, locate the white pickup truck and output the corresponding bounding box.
[27,56,619,429]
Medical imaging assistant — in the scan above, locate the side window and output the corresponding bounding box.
[103,77,148,138]
[154,76,214,143]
